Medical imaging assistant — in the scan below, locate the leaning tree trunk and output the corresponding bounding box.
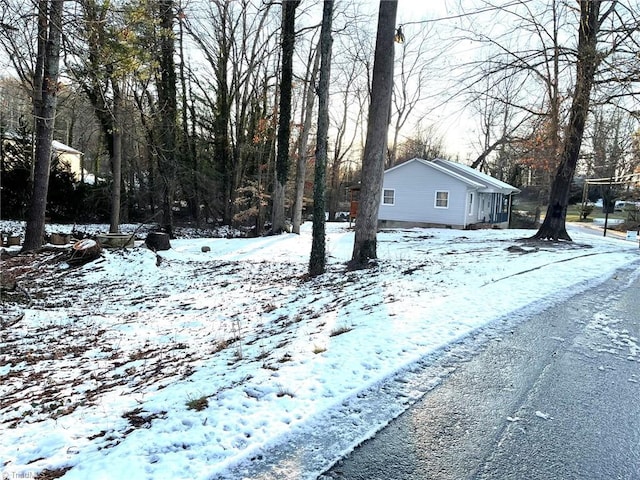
[532,1,603,241]
[308,0,333,277]
[23,0,64,252]
[350,1,398,266]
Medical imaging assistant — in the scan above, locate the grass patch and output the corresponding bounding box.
[186,396,209,411]
[567,203,627,222]
[277,352,293,363]
[276,385,295,398]
[329,325,353,337]
[35,466,72,479]
[255,347,269,361]
[312,344,327,354]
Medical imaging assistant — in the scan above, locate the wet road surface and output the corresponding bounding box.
[320,263,640,480]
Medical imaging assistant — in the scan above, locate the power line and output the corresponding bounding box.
[399,0,532,27]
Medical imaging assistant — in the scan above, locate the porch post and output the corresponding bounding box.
[493,193,498,223]
[464,190,469,229]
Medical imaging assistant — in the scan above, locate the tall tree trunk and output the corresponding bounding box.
[292,42,320,234]
[178,8,199,225]
[23,0,64,252]
[157,0,178,236]
[75,0,124,233]
[350,1,397,266]
[532,1,604,241]
[109,81,122,233]
[212,5,233,225]
[272,0,300,234]
[309,1,333,277]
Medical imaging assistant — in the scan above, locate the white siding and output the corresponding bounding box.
[57,152,83,181]
[379,160,469,226]
[467,192,480,223]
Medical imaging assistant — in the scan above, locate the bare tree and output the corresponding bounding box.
[324,4,374,221]
[326,52,366,221]
[584,107,637,208]
[394,123,448,163]
[468,74,529,174]
[0,1,39,89]
[588,109,634,178]
[632,130,640,174]
[387,22,441,168]
[350,0,398,267]
[230,1,279,230]
[291,39,320,234]
[532,1,613,240]
[457,0,638,239]
[459,0,570,192]
[155,0,178,236]
[183,0,279,226]
[177,1,200,224]
[69,0,126,234]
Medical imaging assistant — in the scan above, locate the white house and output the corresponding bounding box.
[1,133,85,182]
[52,140,84,181]
[378,158,520,229]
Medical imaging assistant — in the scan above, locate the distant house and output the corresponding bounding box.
[378,158,520,229]
[1,132,84,182]
[52,140,84,181]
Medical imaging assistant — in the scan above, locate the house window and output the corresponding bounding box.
[435,191,449,208]
[468,193,474,215]
[382,189,395,205]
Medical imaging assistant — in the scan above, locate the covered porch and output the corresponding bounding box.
[475,192,515,226]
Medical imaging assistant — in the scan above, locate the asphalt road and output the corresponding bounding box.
[320,262,640,480]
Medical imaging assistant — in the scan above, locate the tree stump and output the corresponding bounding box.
[96,233,134,248]
[50,233,70,245]
[7,235,21,246]
[145,232,171,251]
[68,239,102,266]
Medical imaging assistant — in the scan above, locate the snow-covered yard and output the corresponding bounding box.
[1,221,638,480]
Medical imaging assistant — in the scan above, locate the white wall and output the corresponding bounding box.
[379,161,469,227]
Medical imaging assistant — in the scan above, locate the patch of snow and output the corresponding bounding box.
[0,222,638,479]
[535,411,552,420]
